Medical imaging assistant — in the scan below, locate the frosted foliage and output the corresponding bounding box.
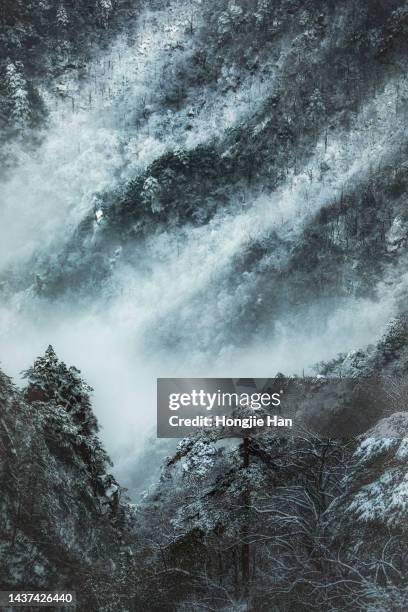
[56,4,68,27]
[386,216,406,251]
[5,63,30,127]
[347,469,408,527]
[98,0,113,26]
[346,414,408,528]
[142,177,161,213]
[180,440,217,476]
[172,497,223,533]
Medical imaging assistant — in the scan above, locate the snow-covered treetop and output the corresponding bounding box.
[22,345,98,436]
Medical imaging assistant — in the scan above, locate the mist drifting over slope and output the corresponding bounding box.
[1,0,408,494]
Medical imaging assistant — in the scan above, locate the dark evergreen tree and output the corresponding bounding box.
[22,346,121,511]
[23,345,97,434]
[0,360,132,607]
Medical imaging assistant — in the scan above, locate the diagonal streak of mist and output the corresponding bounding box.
[0,2,404,495]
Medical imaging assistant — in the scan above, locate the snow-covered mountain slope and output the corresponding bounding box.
[1,0,408,493]
[3,3,408,609]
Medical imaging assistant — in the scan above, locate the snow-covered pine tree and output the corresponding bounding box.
[98,0,114,28]
[0,364,129,601]
[4,61,30,129]
[23,345,98,431]
[22,346,121,514]
[56,3,69,27]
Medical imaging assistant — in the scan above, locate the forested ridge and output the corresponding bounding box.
[2,1,408,351]
[0,0,138,143]
[1,1,408,610]
[2,321,408,610]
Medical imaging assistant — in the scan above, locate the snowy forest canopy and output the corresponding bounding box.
[1,0,408,610]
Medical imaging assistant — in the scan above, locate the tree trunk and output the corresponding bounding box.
[241,436,250,599]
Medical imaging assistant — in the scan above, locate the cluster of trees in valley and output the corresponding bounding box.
[2,318,408,610]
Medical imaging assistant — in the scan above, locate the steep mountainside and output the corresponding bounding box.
[1,1,408,365]
[1,2,408,610]
[0,0,138,145]
[0,348,134,609]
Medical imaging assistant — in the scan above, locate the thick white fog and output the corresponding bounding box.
[0,1,404,496]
